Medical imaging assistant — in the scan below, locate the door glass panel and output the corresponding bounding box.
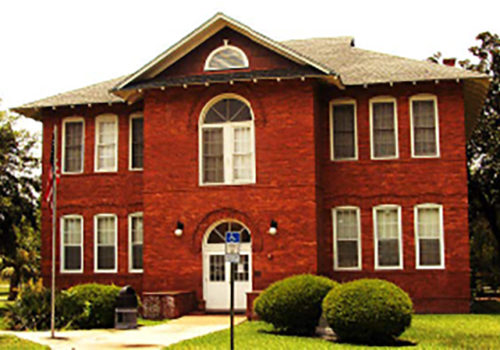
[234,255,249,282]
[209,255,225,281]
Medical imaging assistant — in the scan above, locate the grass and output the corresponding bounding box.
[138,317,170,327]
[166,315,500,349]
[0,335,49,350]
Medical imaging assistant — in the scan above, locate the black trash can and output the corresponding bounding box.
[115,285,138,329]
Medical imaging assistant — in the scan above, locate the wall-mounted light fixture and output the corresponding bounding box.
[268,219,278,235]
[174,221,184,237]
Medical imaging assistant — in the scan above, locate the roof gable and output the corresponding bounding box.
[113,13,336,97]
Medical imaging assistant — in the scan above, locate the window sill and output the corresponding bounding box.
[411,154,440,159]
[415,265,445,270]
[200,181,256,187]
[334,267,362,272]
[374,266,404,271]
[60,270,83,274]
[94,270,118,274]
[129,269,144,274]
[62,171,84,176]
[331,157,358,162]
[370,156,399,160]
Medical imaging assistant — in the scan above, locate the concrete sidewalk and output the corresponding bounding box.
[0,315,245,350]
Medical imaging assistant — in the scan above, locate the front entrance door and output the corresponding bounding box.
[202,221,252,311]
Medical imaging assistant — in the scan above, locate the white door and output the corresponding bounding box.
[203,221,252,311]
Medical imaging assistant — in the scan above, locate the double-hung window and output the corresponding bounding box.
[200,95,255,185]
[129,213,143,272]
[373,205,403,269]
[333,207,361,270]
[61,215,83,272]
[129,113,144,170]
[370,97,398,159]
[62,117,84,173]
[330,99,357,160]
[94,214,117,272]
[95,114,118,172]
[410,95,440,157]
[415,204,445,269]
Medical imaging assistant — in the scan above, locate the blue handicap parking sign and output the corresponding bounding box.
[225,231,241,243]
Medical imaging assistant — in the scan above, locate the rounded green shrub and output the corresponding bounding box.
[67,283,122,329]
[254,274,338,335]
[323,279,413,344]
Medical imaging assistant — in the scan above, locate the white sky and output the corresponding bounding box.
[1,0,499,133]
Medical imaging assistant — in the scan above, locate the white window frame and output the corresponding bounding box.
[129,112,144,171]
[60,215,84,273]
[198,93,256,186]
[373,205,403,270]
[329,98,358,161]
[62,116,85,174]
[414,203,445,269]
[128,212,143,273]
[204,44,249,71]
[94,213,118,273]
[409,94,440,158]
[95,114,118,172]
[332,206,362,271]
[369,96,399,160]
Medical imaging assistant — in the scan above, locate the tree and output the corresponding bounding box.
[0,108,41,299]
[462,32,500,292]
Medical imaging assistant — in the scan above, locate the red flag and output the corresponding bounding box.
[44,132,60,211]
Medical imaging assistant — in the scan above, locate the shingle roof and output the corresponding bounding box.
[13,76,125,116]
[282,37,486,85]
[13,37,488,115]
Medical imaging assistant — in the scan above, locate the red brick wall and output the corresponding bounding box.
[142,80,319,300]
[317,81,470,312]
[40,103,144,293]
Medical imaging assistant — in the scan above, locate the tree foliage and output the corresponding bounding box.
[462,32,500,292]
[0,109,41,299]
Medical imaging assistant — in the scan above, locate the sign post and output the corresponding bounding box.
[225,231,241,350]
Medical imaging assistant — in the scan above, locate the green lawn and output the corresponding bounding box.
[138,317,170,327]
[0,335,49,350]
[166,315,500,349]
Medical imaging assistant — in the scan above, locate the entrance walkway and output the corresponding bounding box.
[0,315,245,349]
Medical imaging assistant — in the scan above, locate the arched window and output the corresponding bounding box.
[206,221,251,244]
[204,44,249,71]
[200,95,255,185]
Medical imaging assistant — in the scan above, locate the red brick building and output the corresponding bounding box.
[15,13,490,315]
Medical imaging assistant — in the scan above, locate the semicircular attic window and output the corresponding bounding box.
[204,43,249,71]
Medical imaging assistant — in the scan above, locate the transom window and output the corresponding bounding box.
[330,99,357,160]
[206,221,251,244]
[373,205,403,269]
[200,95,255,185]
[61,215,83,272]
[332,207,361,270]
[95,114,118,172]
[415,204,444,269]
[410,95,440,157]
[62,117,84,174]
[370,97,398,159]
[204,42,249,71]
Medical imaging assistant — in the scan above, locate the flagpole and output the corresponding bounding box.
[50,126,57,339]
